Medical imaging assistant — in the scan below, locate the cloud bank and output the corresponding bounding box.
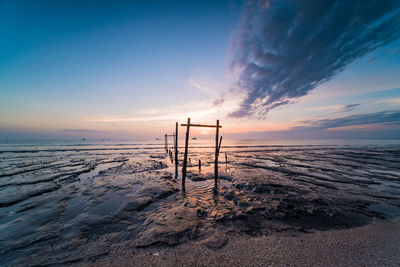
[230,0,400,118]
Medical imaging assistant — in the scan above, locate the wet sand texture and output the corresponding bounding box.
[1,143,399,265]
[86,217,400,267]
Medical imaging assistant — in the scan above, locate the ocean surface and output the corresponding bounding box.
[1,139,400,265]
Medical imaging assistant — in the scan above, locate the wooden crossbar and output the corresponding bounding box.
[181,124,221,128]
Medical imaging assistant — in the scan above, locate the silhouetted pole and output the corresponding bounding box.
[175,122,178,178]
[165,133,168,153]
[214,119,219,187]
[199,159,201,172]
[182,117,190,189]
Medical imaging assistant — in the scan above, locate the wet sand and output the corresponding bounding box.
[1,140,400,265]
[86,217,400,266]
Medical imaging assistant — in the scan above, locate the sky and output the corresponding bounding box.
[1,0,400,140]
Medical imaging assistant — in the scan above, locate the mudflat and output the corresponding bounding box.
[2,140,400,265]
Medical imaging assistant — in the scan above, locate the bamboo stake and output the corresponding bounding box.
[165,133,168,153]
[175,122,178,178]
[182,117,190,189]
[214,119,219,187]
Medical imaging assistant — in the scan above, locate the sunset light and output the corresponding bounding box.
[1,1,400,266]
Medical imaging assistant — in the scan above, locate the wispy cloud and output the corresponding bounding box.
[367,56,378,64]
[188,78,218,96]
[296,110,400,130]
[376,98,400,105]
[60,129,106,133]
[188,78,227,106]
[229,0,400,118]
[308,105,350,112]
[82,97,240,123]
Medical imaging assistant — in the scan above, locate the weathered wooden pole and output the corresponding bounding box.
[199,159,201,171]
[214,119,220,187]
[174,122,178,178]
[165,133,168,153]
[182,117,190,189]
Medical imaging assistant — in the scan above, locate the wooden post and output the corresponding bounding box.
[165,134,168,153]
[175,122,178,178]
[199,159,201,171]
[214,119,219,187]
[225,152,228,164]
[182,117,190,189]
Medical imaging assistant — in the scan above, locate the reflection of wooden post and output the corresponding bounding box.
[225,152,227,164]
[214,120,219,186]
[182,117,190,189]
[175,122,178,178]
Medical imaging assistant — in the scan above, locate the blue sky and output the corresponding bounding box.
[0,0,400,140]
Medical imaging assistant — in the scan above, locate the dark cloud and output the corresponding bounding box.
[213,97,225,106]
[296,110,400,130]
[341,103,361,112]
[230,0,400,117]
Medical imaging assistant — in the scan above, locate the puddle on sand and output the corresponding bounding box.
[88,192,124,216]
[63,161,124,221]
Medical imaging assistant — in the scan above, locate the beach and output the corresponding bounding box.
[86,217,400,266]
[3,0,400,265]
[1,139,400,265]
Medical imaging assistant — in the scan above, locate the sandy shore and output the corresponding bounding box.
[85,217,400,267]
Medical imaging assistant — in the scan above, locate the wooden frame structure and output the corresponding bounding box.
[181,118,222,189]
